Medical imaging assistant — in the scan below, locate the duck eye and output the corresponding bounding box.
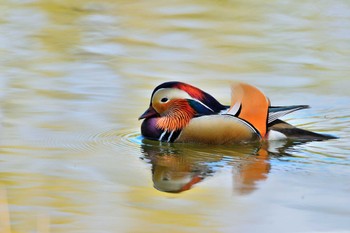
[160,97,169,103]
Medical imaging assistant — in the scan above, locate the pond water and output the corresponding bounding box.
[0,0,350,232]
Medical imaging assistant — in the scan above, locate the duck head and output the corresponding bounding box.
[139,82,227,140]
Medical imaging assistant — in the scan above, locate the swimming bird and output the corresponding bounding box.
[139,81,335,144]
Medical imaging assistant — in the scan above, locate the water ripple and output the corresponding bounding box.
[16,128,143,153]
[83,128,141,152]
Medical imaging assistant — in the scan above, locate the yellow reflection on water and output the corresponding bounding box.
[0,171,91,232]
[0,189,11,233]
[126,185,225,233]
[34,1,85,55]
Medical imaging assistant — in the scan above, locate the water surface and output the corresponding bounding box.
[0,0,350,232]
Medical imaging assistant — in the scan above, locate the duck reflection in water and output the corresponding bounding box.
[140,140,297,194]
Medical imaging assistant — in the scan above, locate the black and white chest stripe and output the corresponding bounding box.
[158,129,182,142]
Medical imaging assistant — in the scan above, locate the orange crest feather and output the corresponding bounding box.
[175,83,205,100]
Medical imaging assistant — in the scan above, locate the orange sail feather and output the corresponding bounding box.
[229,83,269,137]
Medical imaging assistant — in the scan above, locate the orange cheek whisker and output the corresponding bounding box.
[156,100,195,132]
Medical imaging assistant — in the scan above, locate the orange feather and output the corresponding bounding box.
[156,100,196,131]
[175,83,205,100]
[230,83,269,137]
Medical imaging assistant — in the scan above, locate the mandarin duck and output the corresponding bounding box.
[139,81,335,144]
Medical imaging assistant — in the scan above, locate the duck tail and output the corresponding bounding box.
[268,119,337,141]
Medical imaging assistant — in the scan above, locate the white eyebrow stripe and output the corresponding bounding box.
[156,88,215,112]
[152,88,192,103]
[152,88,215,112]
